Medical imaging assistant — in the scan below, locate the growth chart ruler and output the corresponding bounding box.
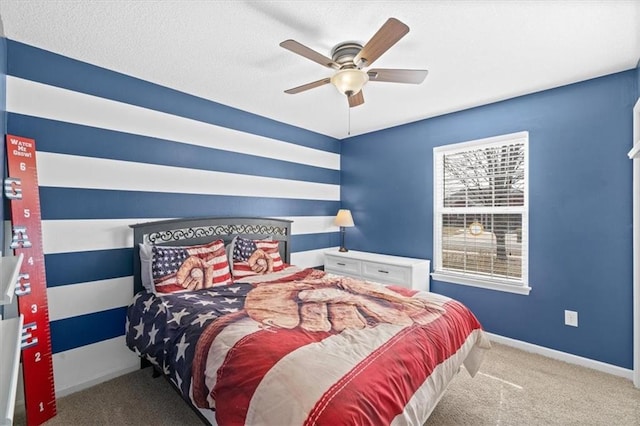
[5,134,57,425]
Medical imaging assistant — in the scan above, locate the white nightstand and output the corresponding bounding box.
[324,250,430,292]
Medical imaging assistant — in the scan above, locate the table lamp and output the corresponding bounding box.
[334,209,355,252]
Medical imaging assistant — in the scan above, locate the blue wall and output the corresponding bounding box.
[341,69,638,369]
[3,40,341,389]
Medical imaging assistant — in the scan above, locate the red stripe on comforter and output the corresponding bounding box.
[214,328,332,425]
[305,300,481,425]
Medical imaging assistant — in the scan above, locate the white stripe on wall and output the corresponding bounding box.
[291,247,333,268]
[42,216,337,254]
[47,277,133,321]
[7,76,340,170]
[37,152,339,200]
[280,216,338,235]
[52,336,140,397]
[42,218,152,254]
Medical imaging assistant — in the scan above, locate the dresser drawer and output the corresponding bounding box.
[361,261,410,287]
[325,255,361,276]
[324,250,430,292]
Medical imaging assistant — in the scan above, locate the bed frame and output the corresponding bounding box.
[126,217,485,425]
[129,216,292,295]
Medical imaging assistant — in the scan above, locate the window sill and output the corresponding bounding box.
[431,272,531,295]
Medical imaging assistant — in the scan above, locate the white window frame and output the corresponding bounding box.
[432,131,531,295]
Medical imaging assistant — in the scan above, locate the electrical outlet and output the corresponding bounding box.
[564,310,578,327]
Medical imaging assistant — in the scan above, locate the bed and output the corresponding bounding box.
[125,216,490,425]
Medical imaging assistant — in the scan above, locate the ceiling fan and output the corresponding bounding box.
[280,18,428,108]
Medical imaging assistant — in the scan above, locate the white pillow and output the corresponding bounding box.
[138,243,155,293]
[226,242,234,268]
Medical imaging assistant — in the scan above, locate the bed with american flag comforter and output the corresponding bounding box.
[126,266,490,425]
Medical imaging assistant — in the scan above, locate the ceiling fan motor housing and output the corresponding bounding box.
[331,42,364,69]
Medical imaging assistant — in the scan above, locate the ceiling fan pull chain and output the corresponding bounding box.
[348,105,351,136]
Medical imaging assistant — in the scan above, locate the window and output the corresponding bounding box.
[432,131,530,295]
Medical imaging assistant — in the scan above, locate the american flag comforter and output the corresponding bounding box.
[126,267,490,426]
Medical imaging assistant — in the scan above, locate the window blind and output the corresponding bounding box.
[434,133,528,288]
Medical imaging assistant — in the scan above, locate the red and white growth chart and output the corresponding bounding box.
[5,134,57,425]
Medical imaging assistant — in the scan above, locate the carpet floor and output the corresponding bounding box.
[13,343,640,425]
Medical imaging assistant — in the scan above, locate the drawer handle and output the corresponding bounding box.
[337,262,346,266]
[378,270,389,274]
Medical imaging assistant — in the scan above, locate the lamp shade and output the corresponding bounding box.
[334,209,355,227]
[330,69,369,96]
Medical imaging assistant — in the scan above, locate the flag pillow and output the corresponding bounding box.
[231,236,284,278]
[151,239,232,294]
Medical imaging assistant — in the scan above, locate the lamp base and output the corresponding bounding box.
[339,226,349,252]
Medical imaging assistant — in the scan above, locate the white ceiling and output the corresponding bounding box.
[0,1,638,139]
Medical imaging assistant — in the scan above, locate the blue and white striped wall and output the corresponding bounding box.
[5,40,342,396]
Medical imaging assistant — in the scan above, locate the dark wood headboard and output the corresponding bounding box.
[129,217,292,294]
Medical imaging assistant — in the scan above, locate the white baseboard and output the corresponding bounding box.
[487,332,633,381]
[57,365,141,399]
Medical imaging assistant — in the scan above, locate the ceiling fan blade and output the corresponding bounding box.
[354,18,410,68]
[348,90,365,108]
[280,39,339,69]
[284,78,331,94]
[367,68,428,84]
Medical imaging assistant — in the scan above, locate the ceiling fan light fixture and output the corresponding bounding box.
[330,68,369,96]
